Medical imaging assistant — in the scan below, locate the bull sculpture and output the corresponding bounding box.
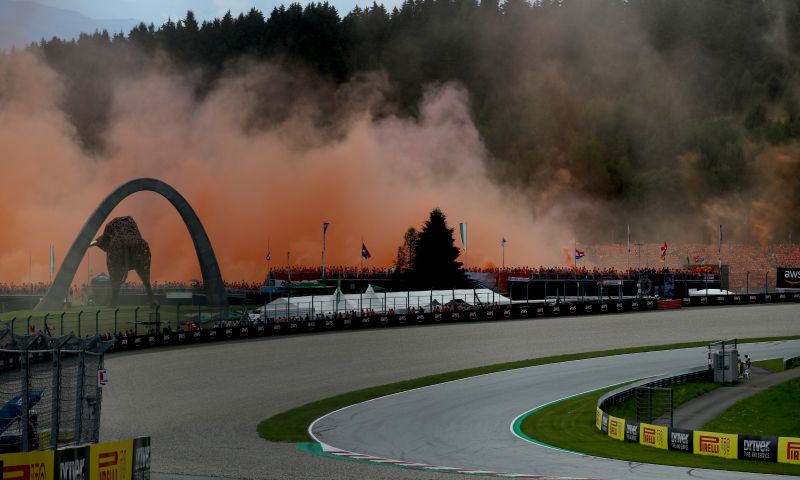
[90,216,156,307]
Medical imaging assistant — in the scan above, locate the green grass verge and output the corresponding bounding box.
[604,381,719,420]
[753,357,784,372]
[519,388,800,475]
[703,376,800,436]
[257,334,800,443]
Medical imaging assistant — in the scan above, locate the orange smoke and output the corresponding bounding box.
[0,52,572,284]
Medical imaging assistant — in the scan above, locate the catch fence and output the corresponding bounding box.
[0,328,112,452]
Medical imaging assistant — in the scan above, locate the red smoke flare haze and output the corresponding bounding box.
[0,52,572,284]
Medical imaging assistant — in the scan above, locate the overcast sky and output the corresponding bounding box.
[28,0,379,23]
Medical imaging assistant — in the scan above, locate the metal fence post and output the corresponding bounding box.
[74,348,85,443]
[95,311,100,336]
[21,342,30,452]
[114,308,119,335]
[93,354,104,442]
[765,272,768,294]
[77,311,83,337]
[134,307,140,336]
[176,304,181,331]
[10,317,16,335]
[26,315,32,334]
[60,312,65,336]
[746,271,750,294]
[50,341,61,449]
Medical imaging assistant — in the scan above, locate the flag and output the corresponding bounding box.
[501,237,507,247]
[575,249,585,260]
[361,242,371,260]
[323,222,330,235]
[459,223,468,252]
[693,255,705,263]
[660,242,668,258]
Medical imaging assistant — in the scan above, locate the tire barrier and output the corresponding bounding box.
[0,436,150,479]
[596,367,800,465]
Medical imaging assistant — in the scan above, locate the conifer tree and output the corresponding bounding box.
[409,209,467,289]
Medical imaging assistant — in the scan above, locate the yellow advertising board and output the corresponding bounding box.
[693,431,737,459]
[639,422,668,450]
[0,450,55,480]
[607,416,625,441]
[90,438,133,480]
[595,408,603,431]
[778,436,800,465]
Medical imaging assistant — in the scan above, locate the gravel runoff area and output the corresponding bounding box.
[100,303,800,480]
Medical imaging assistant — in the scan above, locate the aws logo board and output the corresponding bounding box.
[777,268,800,288]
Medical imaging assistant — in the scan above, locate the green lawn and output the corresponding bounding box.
[753,357,784,372]
[258,335,800,443]
[703,377,800,436]
[519,388,800,475]
[604,381,719,420]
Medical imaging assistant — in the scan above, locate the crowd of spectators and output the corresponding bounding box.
[0,282,50,295]
[3,243,799,298]
[269,265,395,280]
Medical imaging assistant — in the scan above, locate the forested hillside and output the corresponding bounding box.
[19,0,800,245]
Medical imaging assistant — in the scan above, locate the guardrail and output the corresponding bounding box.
[596,366,800,465]
[598,365,711,412]
[784,355,800,370]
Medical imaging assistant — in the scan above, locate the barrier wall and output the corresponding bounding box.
[596,372,800,465]
[0,436,150,480]
[95,292,799,354]
[6,292,796,361]
[596,413,800,464]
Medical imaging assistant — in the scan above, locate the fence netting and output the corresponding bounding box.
[0,327,112,452]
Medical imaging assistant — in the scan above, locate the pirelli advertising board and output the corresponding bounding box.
[607,416,625,441]
[694,430,737,459]
[1,437,150,480]
[639,423,668,450]
[596,407,798,464]
[1,450,54,480]
[777,267,800,288]
[778,436,800,464]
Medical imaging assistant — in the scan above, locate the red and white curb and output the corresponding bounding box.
[318,442,596,479]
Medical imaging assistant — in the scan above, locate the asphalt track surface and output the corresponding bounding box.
[311,340,800,479]
[101,304,800,480]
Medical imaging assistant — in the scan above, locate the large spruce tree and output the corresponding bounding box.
[409,209,467,289]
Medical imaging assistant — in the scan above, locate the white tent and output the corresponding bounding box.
[259,286,510,319]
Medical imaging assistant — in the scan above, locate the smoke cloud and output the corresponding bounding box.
[0,51,571,283]
[3,1,799,284]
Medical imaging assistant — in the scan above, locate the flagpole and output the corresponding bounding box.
[502,239,505,270]
[321,222,327,279]
[574,240,577,269]
[360,237,363,275]
[626,224,630,271]
[718,224,723,271]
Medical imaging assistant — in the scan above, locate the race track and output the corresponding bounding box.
[311,340,800,479]
[100,304,800,479]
